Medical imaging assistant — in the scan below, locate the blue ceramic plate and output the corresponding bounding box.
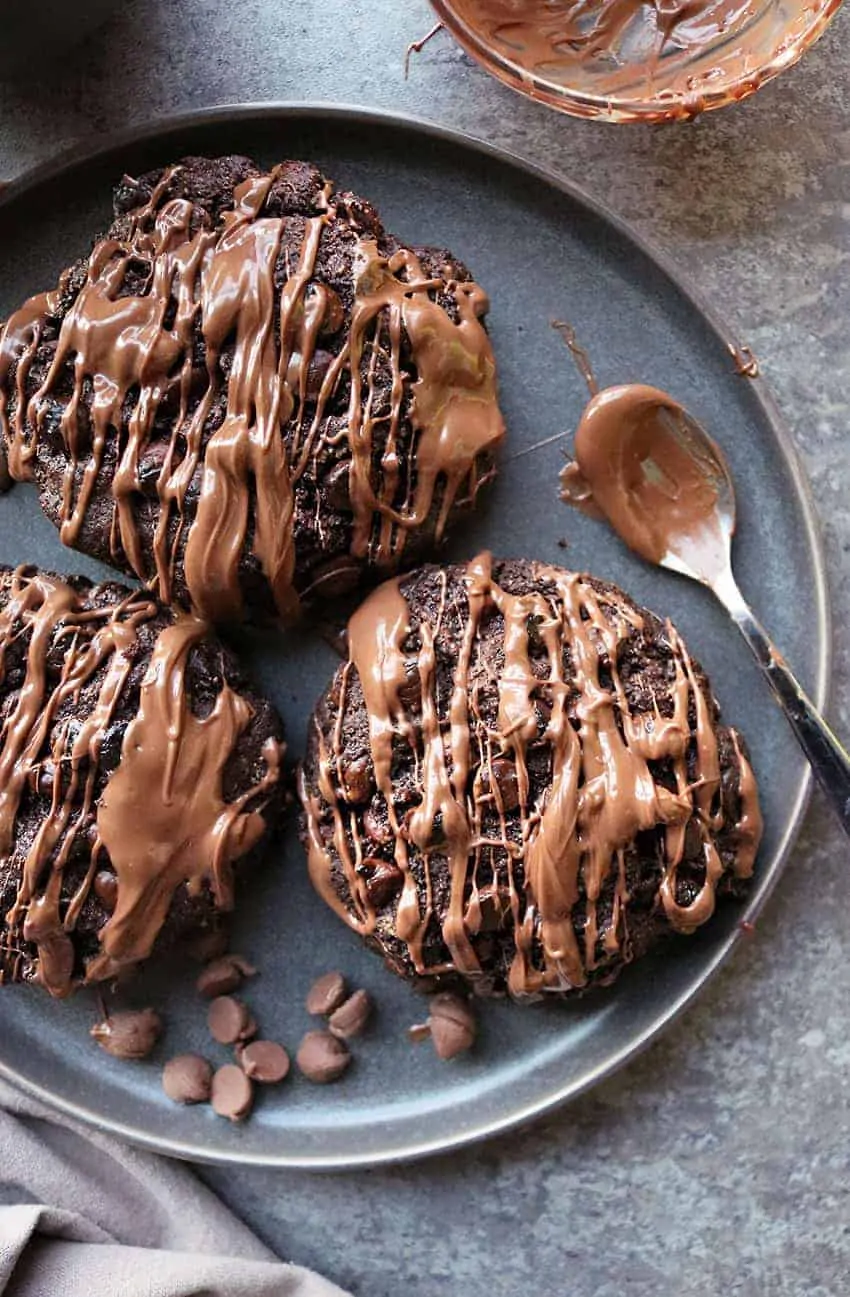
[0,105,829,1167]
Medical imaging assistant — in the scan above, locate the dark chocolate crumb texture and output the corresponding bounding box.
[0,156,505,625]
[0,564,283,997]
[299,555,762,998]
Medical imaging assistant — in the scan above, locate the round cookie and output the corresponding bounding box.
[0,156,505,625]
[0,564,284,996]
[299,555,762,998]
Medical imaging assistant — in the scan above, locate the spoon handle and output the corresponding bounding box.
[713,570,850,835]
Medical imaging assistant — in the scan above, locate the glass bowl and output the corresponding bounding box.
[430,0,843,122]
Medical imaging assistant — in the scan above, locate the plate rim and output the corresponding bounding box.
[0,101,832,1169]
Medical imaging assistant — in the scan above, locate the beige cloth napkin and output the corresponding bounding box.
[0,1079,349,1297]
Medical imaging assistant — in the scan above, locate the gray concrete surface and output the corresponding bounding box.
[1,3,849,1293]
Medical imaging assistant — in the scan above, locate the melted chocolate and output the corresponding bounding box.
[552,320,598,398]
[729,342,760,378]
[0,567,281,996]
[300,554,761,995]
[560,384,728,574]
[449,0,763,89]
[0,162,504,624]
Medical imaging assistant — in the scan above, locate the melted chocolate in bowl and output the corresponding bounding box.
[433,0,843,120]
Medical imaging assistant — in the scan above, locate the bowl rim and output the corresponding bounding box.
[429,0,845,123]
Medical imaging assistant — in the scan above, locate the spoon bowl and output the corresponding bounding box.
[563,384,850,836]
[646,401,738,584]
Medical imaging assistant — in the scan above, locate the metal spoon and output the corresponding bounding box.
[567,384,850,834]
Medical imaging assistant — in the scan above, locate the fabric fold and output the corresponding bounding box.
[0,1080,349,1297]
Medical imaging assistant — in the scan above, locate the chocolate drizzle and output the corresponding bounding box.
[300,555,762,996]
[0,566,281,996]
[0,159,504,624]
[89,619,280,981]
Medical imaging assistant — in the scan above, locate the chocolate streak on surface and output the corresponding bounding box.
[729,342,760,378]
[560,384,728,571]
[552,320,598,398]
[404,21,446,76]
[300,554,761,996]
[0,162,504,624]
[0,566,281,996]
[505,320,598,465]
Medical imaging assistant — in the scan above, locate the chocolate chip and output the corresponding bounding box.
[296,1030,351,1084]
[425,993,476,1060]
[207,996,254,1045]
[306,971,347,1017]
[363,858,403,908]
[485,757,520,812]
[34,760,56,797]
[305,348,334,400]
[195,954,257,999]
[90,1008,162,1060]
[341,756,374,805]
[328,989,372,1040]
[238,1040,290,1084]
[476,891,510,933]
[93,870,119,912]
[211,1064,253,1122]
[137,440,168,495]
[338,191,382,235]
[362,805,393,846]
[162,1054,212,1104]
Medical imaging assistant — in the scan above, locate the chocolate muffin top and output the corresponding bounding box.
[0,564,284,996]
[0,156,505,624]
[299,555,762,998]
